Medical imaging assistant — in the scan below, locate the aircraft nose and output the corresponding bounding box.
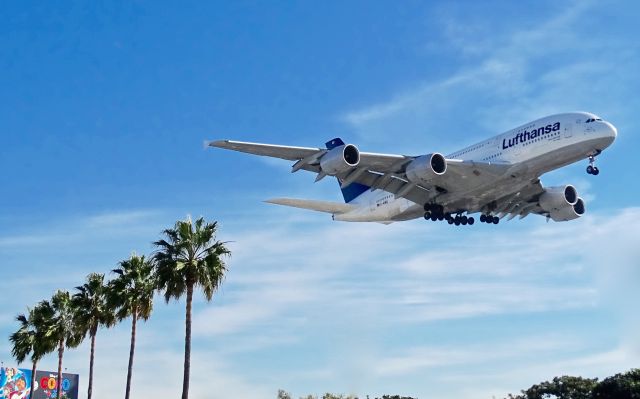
[603,121,618,139]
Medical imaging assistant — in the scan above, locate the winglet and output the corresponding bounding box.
[207,140,229,148]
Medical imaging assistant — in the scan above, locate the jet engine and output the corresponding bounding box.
[539,185,578,210]
[405,153,447,184]
[320,144,360,175]
[549,197,585,221]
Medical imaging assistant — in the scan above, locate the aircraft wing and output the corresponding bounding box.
[484,179,545,219]
[209,140,322,161]
[209,140,409,171]
[489,179,587,221]
[209,139,518,206]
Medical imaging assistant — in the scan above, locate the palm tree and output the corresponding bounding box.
[42,290,82,396]
[153,216,230,399]
[73,273,116,399]
[108,254,155,399]
[9,302,56,396]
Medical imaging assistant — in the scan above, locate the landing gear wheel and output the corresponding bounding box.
[423,212,431,220]
[461,216,468,225]
[430,213,438,222]
[586,153,601,175]
[447,218,454,224]
[480,214,486,223]
[468,217,475,225]
[454,216,461,226]
[492,216,500,224]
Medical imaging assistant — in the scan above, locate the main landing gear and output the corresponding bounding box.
[422,204,501,226]
[586,153,600,175]
[479,214,500,224]
[423,204,474,227]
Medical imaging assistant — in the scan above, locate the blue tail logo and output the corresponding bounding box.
[325,138,370,203]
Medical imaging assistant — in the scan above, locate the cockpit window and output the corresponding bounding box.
[586,118,603,123]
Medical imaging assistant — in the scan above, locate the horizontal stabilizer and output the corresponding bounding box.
[265,198,355,214]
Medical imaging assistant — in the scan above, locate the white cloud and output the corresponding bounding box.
[193,207,640,339]
[373,334,581,376]
[340,1,637,150]
[0,209,164,249]
[2,206,638,399]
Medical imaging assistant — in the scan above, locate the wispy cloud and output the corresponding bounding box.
[0,209,164,249]
[340,1,639,150]
[373,334,582,376]
[2,206,638,398]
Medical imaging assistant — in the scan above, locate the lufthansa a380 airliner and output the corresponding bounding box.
[209,112,616,226]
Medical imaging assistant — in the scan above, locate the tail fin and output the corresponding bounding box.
[325,138,370,203]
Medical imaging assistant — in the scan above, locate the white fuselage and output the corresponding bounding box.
[335,112,617,222]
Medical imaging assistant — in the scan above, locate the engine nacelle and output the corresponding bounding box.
[405,153,447,184]
[539,185,578,211]
[549,197,585,222]
[319,144,360,175]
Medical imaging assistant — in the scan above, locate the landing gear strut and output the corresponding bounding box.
[586,153,600,175]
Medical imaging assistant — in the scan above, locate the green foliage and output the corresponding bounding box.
[9,303,56,363]
[73,273,116,337]
[108,254,155,321]
[592,369,640,399]
[525,376,597,399]
[322,394,358,399]
[507,369,640,399]
[153,216,229,303]
[10,312,35,364]
[44,290,83,349]
[284,394,416,399]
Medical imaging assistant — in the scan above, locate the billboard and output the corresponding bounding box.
[0,367,79,399]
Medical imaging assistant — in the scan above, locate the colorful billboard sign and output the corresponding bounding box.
[0,367,79,399]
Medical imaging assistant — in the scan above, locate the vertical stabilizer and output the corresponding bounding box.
[325,138,370,203]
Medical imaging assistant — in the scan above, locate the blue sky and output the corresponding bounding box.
[1,1,639,398]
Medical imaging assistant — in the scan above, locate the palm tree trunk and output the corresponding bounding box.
[125,308,138,399]
[181,283,194,399]
[88,331,97,399]
[30,360,37,398]
[57,339,64,396]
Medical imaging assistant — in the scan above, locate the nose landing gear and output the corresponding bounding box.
[586,153,600,175]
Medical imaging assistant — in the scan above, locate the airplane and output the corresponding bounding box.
[208,112,617,226]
